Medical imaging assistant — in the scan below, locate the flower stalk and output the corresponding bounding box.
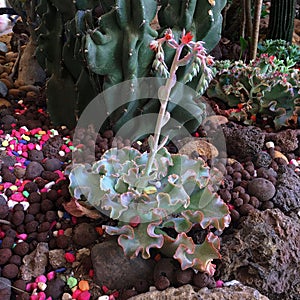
[144,29,214,176]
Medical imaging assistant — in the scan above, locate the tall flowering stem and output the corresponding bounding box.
[144,29,214,176]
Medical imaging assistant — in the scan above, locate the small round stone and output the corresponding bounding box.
[2,264,19,279]
[0,248,12,264]
[247,178,276,202]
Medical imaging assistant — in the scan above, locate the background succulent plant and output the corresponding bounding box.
[207,56,300,129]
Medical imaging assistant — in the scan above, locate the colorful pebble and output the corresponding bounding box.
[67,277,78,289]
[78,280,89,291]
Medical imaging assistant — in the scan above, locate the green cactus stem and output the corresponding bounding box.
[267,0,296,43]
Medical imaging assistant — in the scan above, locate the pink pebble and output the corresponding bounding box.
[216,280,224,288]
[18,186,24,192]
[35,275,47,283]
[22,152,28,158]
[26,282,38,292]
[109,295,115,300]
[46,271,56,281]
[36,292,46,300]
[46,297,52,300]
[27,143,35,150]
[16,233,27,240]
[40,188,48,193]
[41,134,49,142]
[71,216,77,224]
[30,295,38,300]
[64,147,71,153]
[0,231,5,238]
[3,182,12,189]
[72,289,82,299]
[78,291,91,300]
[10,193,25,202]
[54,170,65,179]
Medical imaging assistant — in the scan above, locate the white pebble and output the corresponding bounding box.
[20,126,29,132]
[36,144,41,151]
[59,150,65,157]
[98,296,109,300]
[53,230,58,237]
[62,293,72,300]
[265,141,275,149]
[44,181,55,189]
[20,202,30,211]
[7,200,18,209]
[290,159,299,166]
[37,282,47,291]
[223,280,241,287]
[57,210,64,218]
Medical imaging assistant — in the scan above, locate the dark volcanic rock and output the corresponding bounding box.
[272,129,298,153]
[45,278,65,300]
[25,161,44,180]
[223,123,265,161]
[91,239,155,290]
[73,223,98,247]
[273,166,300,213]
[217,209,300,300]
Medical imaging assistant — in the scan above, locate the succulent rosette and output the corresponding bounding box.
[69,146,230,275]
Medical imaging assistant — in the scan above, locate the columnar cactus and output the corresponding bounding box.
[267,0,296,43]
[35,0,100,127]
[32,0,225,130]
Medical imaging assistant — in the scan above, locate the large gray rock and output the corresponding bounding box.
[0,277,11,300]
[20,242,49,281]
[129,283,269,300]
[217,209,300,300]
[91,239,155,290]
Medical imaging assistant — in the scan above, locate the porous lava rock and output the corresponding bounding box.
[272,129,298,153]
[217,209,300,300]
[129,283,269,300]
[223,123,265,160]
[272,165,300,213]
[91,239,155,290]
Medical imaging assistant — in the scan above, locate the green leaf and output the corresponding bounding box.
[104,210,165,259]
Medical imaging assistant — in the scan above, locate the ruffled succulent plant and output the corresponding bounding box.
[69,146,230,274]
[207,55,300,129]
[69,29,230,275]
